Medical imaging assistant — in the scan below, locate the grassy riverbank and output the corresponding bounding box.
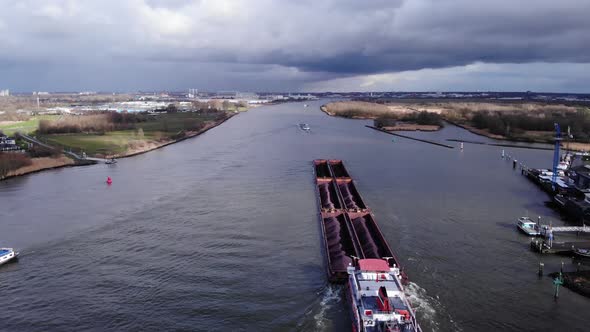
[0,115,59,136]
[37,112,232,158]
[0,110,237,180]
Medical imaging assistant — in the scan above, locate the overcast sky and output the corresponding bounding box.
[1,0,589,93]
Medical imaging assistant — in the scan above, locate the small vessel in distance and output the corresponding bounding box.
[516,217,541,236]
[347,258,420,332]
[106,176,113,185]
[0,248,19,266]
[105,158,117,164]
[299,123,311,131]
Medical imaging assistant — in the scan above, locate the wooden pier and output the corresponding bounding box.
[530,238,590,254]
[541,226,590,236]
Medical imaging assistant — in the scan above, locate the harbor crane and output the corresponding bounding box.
[552,123,562,186]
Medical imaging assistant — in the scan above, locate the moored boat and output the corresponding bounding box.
[0,248,19,266]
[347,258,420,332]
[517,217,541,236]
[574,248,590,258]
[554,194,567,208]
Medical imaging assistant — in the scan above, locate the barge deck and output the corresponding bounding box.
[313,159,405,283]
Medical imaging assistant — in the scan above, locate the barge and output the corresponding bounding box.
[314,160,420,330]
[313,160,405,282]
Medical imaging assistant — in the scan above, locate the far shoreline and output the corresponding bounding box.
[320,104,443,132]
[321,101,590,151]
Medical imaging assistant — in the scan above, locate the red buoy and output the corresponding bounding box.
[106,176,113,185]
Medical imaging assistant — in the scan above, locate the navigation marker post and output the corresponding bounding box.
[553,272,564,299]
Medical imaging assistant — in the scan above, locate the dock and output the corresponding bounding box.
[531,238,590,254]
[541,226,590,235]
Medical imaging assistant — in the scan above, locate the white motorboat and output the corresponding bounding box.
[517,217,541,236]
[0,248,19,266]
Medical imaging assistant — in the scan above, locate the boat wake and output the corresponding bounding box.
[405,282,462,332]
[297,284,342,331]
[312,285,341,330]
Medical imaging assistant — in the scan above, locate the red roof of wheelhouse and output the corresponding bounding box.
[358,259,390,271]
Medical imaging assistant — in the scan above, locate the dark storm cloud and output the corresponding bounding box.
[0,0,588,91]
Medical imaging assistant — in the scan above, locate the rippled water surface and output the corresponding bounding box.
[1,100,589,331]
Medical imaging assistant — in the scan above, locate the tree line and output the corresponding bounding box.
[374,111,443,128]
[470,109,590,141]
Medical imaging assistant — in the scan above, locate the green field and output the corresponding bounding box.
[39,112,226,157]
[0,115,59,136]
[44,131,139,156]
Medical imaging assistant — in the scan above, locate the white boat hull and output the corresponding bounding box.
[0,248,19,266]
[517,225,541,236]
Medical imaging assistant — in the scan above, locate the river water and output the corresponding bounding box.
[1,100,589,331]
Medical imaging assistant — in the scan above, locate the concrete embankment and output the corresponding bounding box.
[366,125,454,149]
[447,138,555,151]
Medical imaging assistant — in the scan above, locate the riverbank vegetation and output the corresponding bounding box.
[323,101,443,131]
[1,99,245,179]
[323,100,590,147]
[450,106,589,143]
[374,111,443,131]
[0,143,72,180]
[38,109,230,157]
[322,101,391,118]
[0,152,32,178]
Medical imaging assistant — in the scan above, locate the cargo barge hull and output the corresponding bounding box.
[313,159,405,283]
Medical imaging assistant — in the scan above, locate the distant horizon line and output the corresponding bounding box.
[3,90,590,95]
